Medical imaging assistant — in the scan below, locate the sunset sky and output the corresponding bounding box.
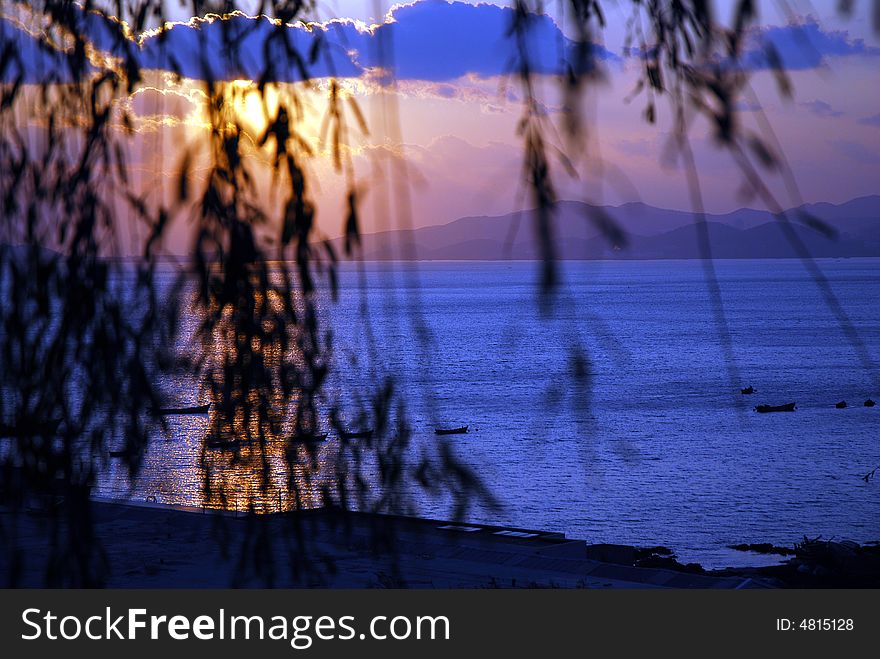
[3,1,879,251]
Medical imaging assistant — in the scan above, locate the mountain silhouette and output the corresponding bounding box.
[331,196,880,260]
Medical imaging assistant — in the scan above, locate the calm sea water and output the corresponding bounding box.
[97,259,880,568]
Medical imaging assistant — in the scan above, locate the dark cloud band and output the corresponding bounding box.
[3,1,617,85]
[5,3,876,86]
[742,17,880,70]
[139,1,618,83]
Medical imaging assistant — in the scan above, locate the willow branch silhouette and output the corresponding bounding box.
[0,0,875,586]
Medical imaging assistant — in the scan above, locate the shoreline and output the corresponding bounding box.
[4,498,878,588]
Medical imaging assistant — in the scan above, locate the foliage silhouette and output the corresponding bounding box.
[0,0,876,586]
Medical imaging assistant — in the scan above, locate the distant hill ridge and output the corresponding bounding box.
[331,196,880,260]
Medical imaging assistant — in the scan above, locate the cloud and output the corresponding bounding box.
[379,76,521,113]
[122,79,209,130]
[5,2,616,85]
[799,99,843,118]
[137,12,363,82]
[356,0,616,80]
[858,113,880,127]
[0,16,95,83]
[832,140,880,165]
[356,134,526,226]
[138,1,617,83]
[742,17,880,70]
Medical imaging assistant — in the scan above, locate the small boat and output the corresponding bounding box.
[866,399,876,408]
[754,403,796,413]
[153,404,211,415]
[290,433,328,444]
[206,439,240,450]
[835,401,847,409]
[340,429,373,440]
[435,426,469,435]
[740,386,754,395]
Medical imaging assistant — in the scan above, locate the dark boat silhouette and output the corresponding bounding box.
[290,433,329,443]
[754,402,796,413]
[435,426,469,435]
[340,429,373,439]
[152,404,211,415]
[835,400,847,409]
[206,439,239,450]
[740,386,754,395]
[205,433,257,449]
[866,399,876,408]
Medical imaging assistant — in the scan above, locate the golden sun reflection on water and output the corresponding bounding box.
[96,276,367,514]
[92,269,407,517]
[98,410,347,513]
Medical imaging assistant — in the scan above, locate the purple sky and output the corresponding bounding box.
[3,1,879,247]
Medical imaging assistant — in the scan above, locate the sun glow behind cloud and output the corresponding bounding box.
[3,0,879,254]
